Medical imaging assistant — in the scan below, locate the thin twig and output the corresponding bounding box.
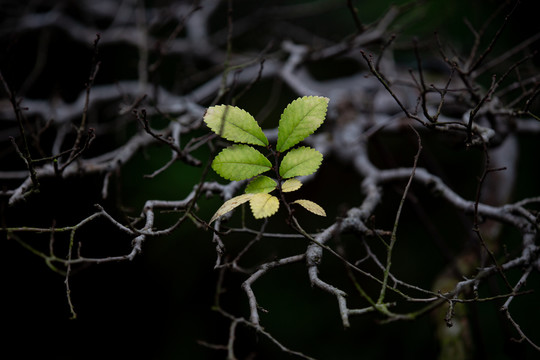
[377,125,422,304]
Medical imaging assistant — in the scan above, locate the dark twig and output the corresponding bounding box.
[1,71,40,192]
[472,144,514,291]
[65,34,101,167]
[346,0,365,33]
[360,50,426,125]
[378,125,422,304]
[468,1,520,74]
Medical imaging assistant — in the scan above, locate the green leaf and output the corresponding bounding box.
[250,193,279,219]
[281,178,302,192]
[210,193,255,224]
[279,146,323,179]
[212,145,272,181]
[276,96,329,152]
[204,105,268,146]
[245,176,277,194]
[292,199,326,216]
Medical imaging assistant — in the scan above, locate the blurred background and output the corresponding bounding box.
[1,0,539,359]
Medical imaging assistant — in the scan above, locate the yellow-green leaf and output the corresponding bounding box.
[281,178,302,192]
[292,199,326,216]
[209,193,255,223]
[250,193,279,219]
[276,96,329,152]
[245,176,277,194]
[279,146,323,179]
[212,145,272,181]
[204,105,268,146]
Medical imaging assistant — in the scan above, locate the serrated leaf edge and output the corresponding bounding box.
[276,96,329,152]
[209,193,255,224]
[281,178,303,192]
[279,146,323,179]
[212,144,272,181]
[250,193,279,219]
[292,199,326,216]
[204,105,268,146]
[245,176,278,194]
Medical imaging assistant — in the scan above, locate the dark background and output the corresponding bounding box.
[2,1,539,359]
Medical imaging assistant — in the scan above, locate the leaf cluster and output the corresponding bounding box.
[203,96,329,222]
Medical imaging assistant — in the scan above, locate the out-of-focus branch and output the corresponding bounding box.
[2,1,539,358]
